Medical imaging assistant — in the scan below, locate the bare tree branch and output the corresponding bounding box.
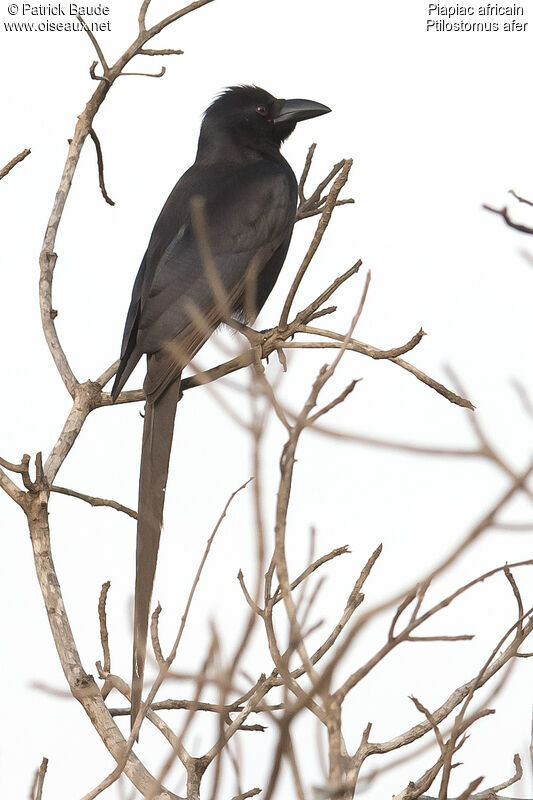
[150,603,165,666]
[280,159,353,327]
[97,582,111,674]
[139,47,184,55]
[26,490,179,799]
[89,128,115,206]
[50,485,137,518]
[30,757,48,800]
[230,789,261,800]
[483,203,533,234]
[0,148,30,181]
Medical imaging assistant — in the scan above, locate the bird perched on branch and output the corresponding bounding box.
[111,85,330,731]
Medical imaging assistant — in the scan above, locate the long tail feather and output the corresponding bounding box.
[131,375,181,732]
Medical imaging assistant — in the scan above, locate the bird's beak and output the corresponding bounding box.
[273,98,331,125]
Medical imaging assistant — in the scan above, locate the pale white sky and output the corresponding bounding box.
[2,1,533,798]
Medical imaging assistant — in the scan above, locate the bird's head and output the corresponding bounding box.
[198,85,331,159]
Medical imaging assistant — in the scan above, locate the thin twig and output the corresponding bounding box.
[139,47,184,55]
[77,15,109,72]
[151,603,165,666]
[50,485,137,518]
[280,159,353,327]
[89,128,115,205]
[483,203,533,235]
[31,757,48,800]
[509,188,533,207]
[230,789,261,800]
[0,148,30,181]
[108,698,284,717]
[119,67,167,78]
[504,567,524,634]
[98,582,111,674]
[238,570,264,616]
[272,545,350,605]
[297,142,316,203]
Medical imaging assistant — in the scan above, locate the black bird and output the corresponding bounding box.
[111,85,331,730]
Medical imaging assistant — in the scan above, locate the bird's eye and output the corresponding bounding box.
[256,104,268,116]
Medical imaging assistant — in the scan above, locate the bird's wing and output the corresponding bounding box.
[139,164,295,351]
[138,163,296,399]
[112,162,296,400]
